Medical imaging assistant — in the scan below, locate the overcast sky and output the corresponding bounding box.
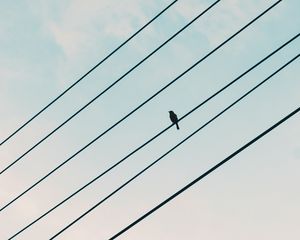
[0,0,299,239]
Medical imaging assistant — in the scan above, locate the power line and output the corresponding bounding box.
[0,0,281,213]
[0,0,178,146]
[0,0,221,174]
[8,34,299,239]
[49,54,299,240]
[108,108,300,240]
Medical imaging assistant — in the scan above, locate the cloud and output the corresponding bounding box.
[27,0,156,60]
[174,0,269,45]
[174,0,207,19]
[23,0,164,88]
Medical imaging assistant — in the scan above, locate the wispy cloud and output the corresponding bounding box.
[24,0,163,88]
[175,0,269,45]
[28,0,157,60]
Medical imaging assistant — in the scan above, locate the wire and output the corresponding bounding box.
[0,0,221,174]
[109,108,300,240]
[8,34,299,239]
[49,53,299,240]
[0,0,281,213]
[0,0,178,146]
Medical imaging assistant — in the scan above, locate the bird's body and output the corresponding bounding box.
[169,111,179,130]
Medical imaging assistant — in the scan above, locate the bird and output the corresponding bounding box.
[169,111,179,130]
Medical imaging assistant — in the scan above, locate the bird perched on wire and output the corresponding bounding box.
[169,111,180,130]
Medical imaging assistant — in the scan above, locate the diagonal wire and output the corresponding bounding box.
[8,33,299,240]
[0,0,178,146]
[0,0,281,213]
[50,53,299,240]
[0,0,221,174]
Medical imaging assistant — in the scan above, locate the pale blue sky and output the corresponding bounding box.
[0,0,299,239]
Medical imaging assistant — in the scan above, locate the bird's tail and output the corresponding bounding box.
[176,123,179,130]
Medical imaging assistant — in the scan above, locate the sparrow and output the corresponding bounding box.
[169,111,179,130]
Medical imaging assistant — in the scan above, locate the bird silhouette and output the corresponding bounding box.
[169,111,179,130]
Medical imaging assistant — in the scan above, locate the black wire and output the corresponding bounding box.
[0,0,280,214]
[8,33,299,240]
[50,53,299,240]
[0,0,221,175]
[109,108,300,240]
[0,0,178,146]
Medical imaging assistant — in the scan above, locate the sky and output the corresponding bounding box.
[0,0,299,239]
